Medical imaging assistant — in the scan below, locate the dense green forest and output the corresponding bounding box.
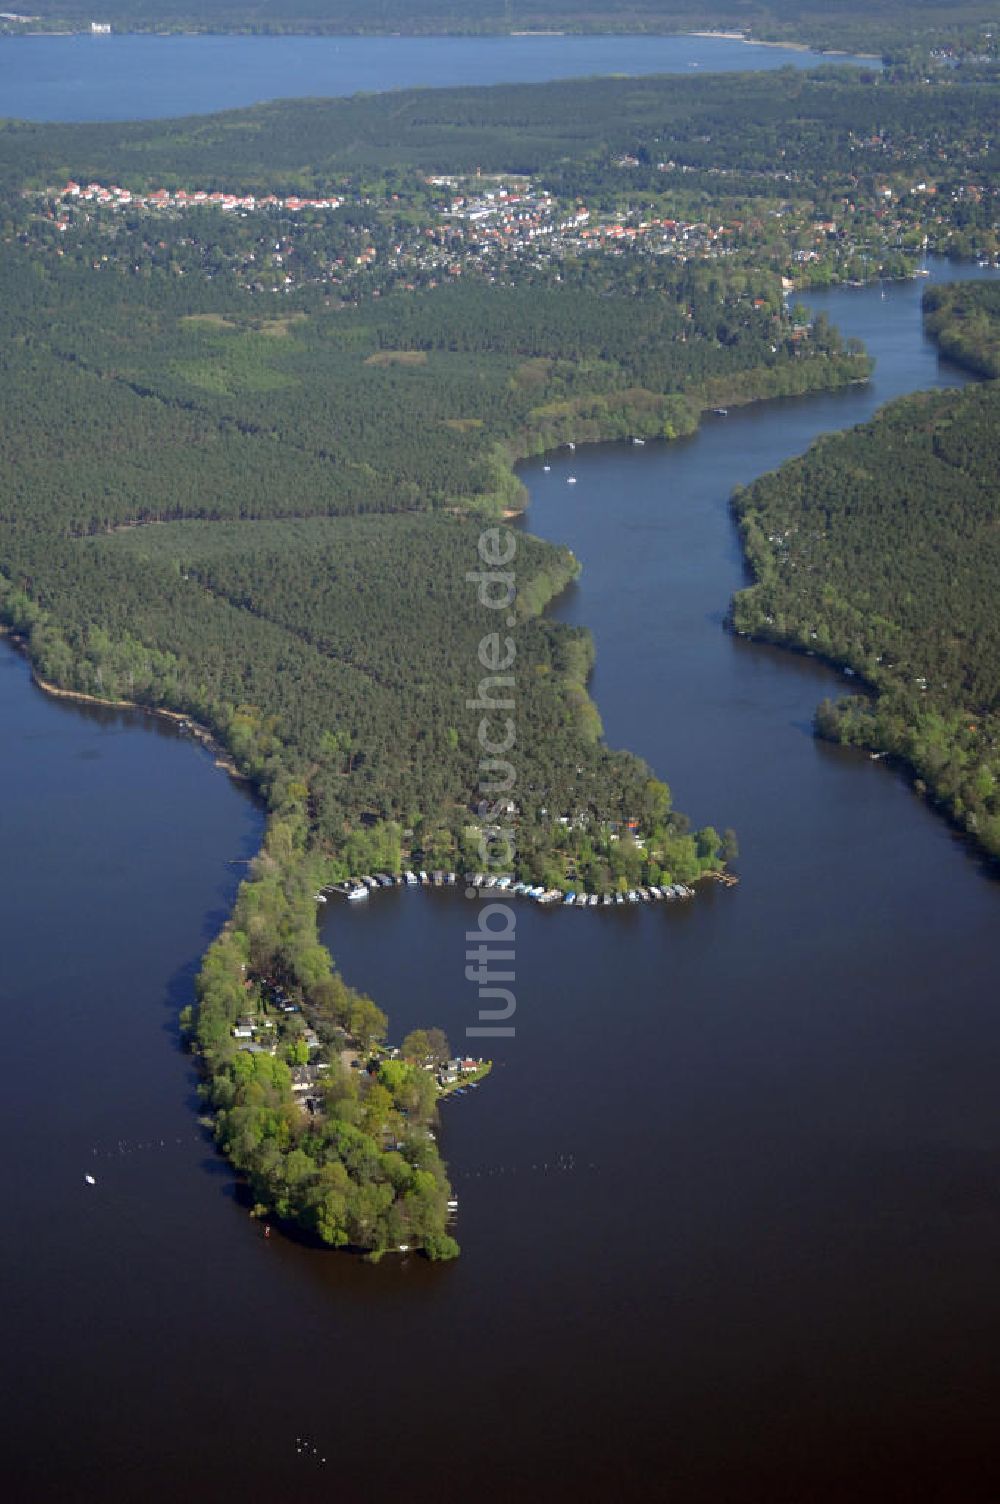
[731,358,1000,861]
[5,0,998,57]
[0,244,860,536]
[1,240,808,862]
[2,241,763,1248]
[3,78,852,1250]
[1,65,993,1251]
[4,67,998,188]
[923,281,1000,377]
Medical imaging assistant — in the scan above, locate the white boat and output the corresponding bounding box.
[567,476,577,485]
[346,885,369,901]
[84,1174,96,1186]
[543,465,551,472]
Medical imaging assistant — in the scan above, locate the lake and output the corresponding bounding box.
[5,258,1000,1501]
[0,31,874,121]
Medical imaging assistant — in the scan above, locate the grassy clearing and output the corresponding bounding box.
[364,349,429,368]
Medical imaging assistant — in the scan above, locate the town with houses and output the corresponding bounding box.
[39,171,758,284]
[230,963,490,1125]
[16,155,995,296]
[59,178,346,214]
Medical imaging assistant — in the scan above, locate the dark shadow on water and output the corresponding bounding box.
[198,1153,237,1181]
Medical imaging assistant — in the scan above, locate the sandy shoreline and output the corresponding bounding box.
[1,630,249,781]
[685,30,878,58]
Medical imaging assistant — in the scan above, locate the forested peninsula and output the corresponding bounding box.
[1,63,994,1254]
[731,289,1000,862]
[923,281,1000,379]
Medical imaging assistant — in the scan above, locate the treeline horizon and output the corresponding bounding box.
[5,0,997,57]
[5,67,1000,193]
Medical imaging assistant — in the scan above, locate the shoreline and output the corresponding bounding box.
[0,26,875,59]
[685,29,809,53]
[728,300,1000,871]
[684,30,878,59]
[0,288,945,1262]
[1,631,250,782]
[498,351,873,518]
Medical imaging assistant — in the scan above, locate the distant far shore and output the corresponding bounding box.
[0,25,877,58]
[685,30,877,58]
[687,29,808,51]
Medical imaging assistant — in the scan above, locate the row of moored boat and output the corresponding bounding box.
[476,877,695,907]
[327,871,694,907]
[328,870,458,901]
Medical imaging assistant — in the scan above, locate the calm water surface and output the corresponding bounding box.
[5,261,1000,1502]
[0,32,873,121]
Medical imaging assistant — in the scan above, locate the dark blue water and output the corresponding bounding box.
[4,262,1000,1503]
[0,31,873,121]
